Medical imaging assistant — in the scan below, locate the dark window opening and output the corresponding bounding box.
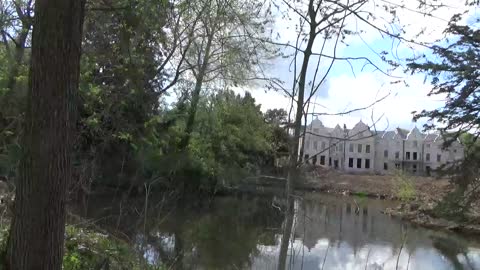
[426,166,431,176]
[357,158,362,168]
[320,155,325,165]
[437,154,441,162]
[426,153,430,161]
[366,145,371,153]
[365,159,370,169]
[395,163,400,169]
[413,152,418,160]
[328,157,332,166]
[413,164,417,173]
[349,158,354,168]
[395,152,400,159]
[304,154,309,163]
[358,144,362,153]
[334,160,339,169]
[384,162,388,170]
[384,150,388,158]
[406,152,411,160]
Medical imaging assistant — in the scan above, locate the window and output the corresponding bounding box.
[358,144,362,153]
[366,145,371,153]
[304,154,309,163]
[395,152,400,159]
[395,163,401,169]
[384,162,388,170]
[426,153,430,161]
[313,141,318,150]
[437,154,441,162]
[357,158,362,168]
[413,152,418,160]
[313,128,319,134]
[349,158,354,168]
[384,150,388,158]
[406,152,411,160]
[365,159,370,169]
[329,157,332,166]
[413,141,418,147]
[413,164,417,173]
[320,155,325,165]
[349,143,354,152]
[321,141,326,150]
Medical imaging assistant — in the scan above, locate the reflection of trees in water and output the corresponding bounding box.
[430,235,475,270]
[147,195,284,269]
[75,193,480,270]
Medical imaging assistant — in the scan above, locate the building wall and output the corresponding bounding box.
[301,118,464,176]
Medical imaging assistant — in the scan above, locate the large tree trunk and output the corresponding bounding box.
[5,1,86,269]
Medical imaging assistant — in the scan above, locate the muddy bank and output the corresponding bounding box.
[300,169,452,200]
[383,203,480,236]
[300,169,480,236]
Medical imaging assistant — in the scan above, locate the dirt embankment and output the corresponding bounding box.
[302,167,480,235]
[300,167,452,200]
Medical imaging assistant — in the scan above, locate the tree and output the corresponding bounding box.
[168,89,273,192]
[408,7,480,218]
[410,19,480,142]
[177,0,273,151]
[275,1,368,268]
[77,0,168,191]
[5,0,86,269]
[264,108,289,166]
[0,0,34,178]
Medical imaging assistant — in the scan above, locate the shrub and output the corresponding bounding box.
[392,170,416,202]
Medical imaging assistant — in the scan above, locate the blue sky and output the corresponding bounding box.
[239,0,479,132]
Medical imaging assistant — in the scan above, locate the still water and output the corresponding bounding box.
[78,192,480,270]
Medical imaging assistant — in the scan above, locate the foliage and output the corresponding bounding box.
[63,225,159,270]
[409,17,480,143]
[77,0,169,188]
[392,170,416,202]
[407,11,480,214]
[434,133,480,220]
[264,108,289,160]
[167,90,274,192]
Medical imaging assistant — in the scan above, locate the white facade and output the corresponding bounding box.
[301,118,464,176]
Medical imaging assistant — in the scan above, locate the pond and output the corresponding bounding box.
[76,192,480,270]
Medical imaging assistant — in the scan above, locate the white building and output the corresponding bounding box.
[301,118,464,176]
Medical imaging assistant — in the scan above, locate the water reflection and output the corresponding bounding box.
[76,193,480,270]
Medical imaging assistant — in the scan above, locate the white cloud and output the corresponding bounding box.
[246,0,476,132]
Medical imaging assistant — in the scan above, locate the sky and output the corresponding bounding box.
[235,0,480,132]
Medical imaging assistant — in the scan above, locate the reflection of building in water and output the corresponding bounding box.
[300,118,464,176]
[295,196,437,253]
